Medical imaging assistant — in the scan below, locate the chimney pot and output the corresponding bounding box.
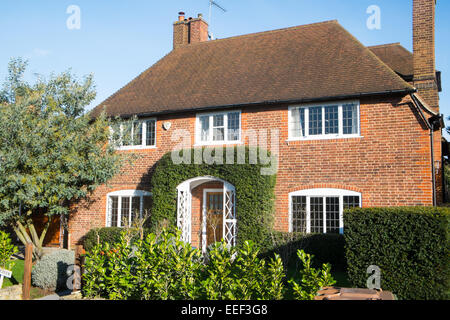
[173,12,209,50]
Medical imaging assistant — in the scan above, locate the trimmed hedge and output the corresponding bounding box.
[344,207,450,300]
[150,147,277,248]
[261,232,346,271]
[83,227,124,252]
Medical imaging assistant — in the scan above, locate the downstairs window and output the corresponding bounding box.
[106,190,152,227]
[290,189,361,234]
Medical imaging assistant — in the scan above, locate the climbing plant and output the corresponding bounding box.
[150,146,277,248]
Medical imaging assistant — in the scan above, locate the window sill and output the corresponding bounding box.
[116,145,157,151]
[286,135,363,142]
[193,141,243,147]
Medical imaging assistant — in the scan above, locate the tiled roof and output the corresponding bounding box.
[92,20,414,118]
[369,43,414,78]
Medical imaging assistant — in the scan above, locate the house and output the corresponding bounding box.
[65,0,444,251]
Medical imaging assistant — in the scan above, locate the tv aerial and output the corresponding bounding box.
[208,0,227,40]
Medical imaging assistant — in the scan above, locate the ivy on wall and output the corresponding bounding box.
[150,146,277,247]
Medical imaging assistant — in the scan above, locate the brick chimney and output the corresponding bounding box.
[173,12,209,50]
[413,0,439,112]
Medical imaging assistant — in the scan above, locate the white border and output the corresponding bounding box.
[287,100,362,141]
[117,118,157,151]
[105,190,152,227]
[195,110,242,146]
[288,188,362,234]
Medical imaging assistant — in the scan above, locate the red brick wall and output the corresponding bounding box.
[173,16,208,49]
[68,94,436,248]
[412,0,441,205]
[413,0,439,111]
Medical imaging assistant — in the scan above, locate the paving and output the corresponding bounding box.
[36,290,74,300]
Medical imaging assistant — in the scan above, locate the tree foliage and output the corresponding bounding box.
[0,58,127,257]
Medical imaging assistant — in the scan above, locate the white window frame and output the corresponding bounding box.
[195,111,242,146]
[115,118,157,150]
[106,190,152,227]
[288,188,362,234]
[288,101,361,141]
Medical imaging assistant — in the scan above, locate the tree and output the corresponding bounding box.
[0,58,128,258]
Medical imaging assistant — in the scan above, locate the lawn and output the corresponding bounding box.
[2,259,24,287]
[1,259,50,299]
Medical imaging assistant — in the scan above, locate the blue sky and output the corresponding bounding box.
[1,0,449,136]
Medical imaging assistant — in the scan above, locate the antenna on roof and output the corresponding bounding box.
[208,0,227,40]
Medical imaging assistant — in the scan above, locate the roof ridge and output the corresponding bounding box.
[336,27,413,90]
[183,20,339,47]
[368,42,401,49]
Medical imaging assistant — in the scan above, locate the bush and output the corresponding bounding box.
[344,207,450,300]
[203,241,285,300]
[32,249,75,291]
[82,228,333,300]
[83,227,125,252]
[289,250,336,300]
[261,232,346,271]
[0,230,18,270]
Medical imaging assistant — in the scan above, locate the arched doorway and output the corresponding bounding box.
[176,176,236,254]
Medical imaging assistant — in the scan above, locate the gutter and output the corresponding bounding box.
[100,88,416,120]
[410,94,444,206]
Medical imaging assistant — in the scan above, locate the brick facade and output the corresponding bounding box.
[68,94,438,248]
[67,1,442,249]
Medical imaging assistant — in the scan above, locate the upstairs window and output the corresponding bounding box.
[289,102,360,140]
[290,189,361,234]
[196,111,241,145]
[114,119,157,149]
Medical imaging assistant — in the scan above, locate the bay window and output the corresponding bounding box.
[289,101,360,140]
[290,189,361,234]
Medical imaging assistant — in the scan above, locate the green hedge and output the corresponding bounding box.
[83,227,124,252]
[344,207,450,300]
[150,147,277,248]
[261,232,346,271]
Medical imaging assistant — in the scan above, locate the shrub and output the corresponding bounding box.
[31,249,75,291]
[261,232,346,271]
[83,227,125,252]
[150,147,277,248]
[289,250,336,300]
[344,207,450,300]
[83,228,205,300]
[82,228,336,300]
[0,230,18,270]
[203,241,285,300]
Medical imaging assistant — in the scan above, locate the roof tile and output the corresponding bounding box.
[92,21,414,118]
